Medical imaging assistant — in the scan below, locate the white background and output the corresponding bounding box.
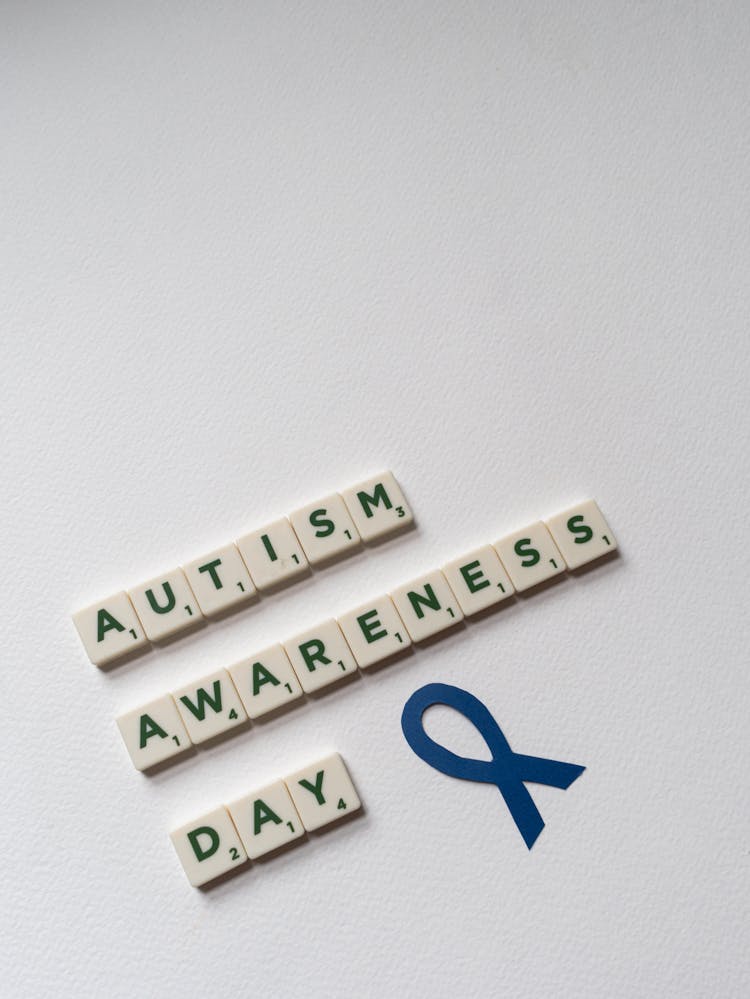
[2,2,749,996]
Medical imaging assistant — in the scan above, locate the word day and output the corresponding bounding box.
[73,471,413,667]
[117,499,616,772]
[171,752,361,887]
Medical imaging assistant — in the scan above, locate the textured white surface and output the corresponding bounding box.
[2,2,749,996]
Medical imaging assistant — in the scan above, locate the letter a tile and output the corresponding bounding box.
[228,780,305,860]
[72,590,148,667]
[116,694,191,771]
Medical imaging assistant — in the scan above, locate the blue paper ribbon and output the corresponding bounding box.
[401,683,585,849]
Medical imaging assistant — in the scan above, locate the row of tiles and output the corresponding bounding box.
[117,498,616,772]
[73,471,413,667]
[171,752,361,887]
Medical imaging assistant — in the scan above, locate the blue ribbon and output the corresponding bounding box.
[401,683,585,849]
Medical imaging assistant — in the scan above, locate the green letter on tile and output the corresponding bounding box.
[260,534,278,561]
[357,609,387,643]
[145,582,176,614]
[513,539,540,567]
[459,560,490,593]
[298,770,326,805]
[179,680,223,720]
[253,799,282,835]
[567,515,594,544]
[407,584,440,619]
[139,713,168,748]
[309,509,335,537]
[97,608,125,642]
[252,662,280,695]
[187,826,220,862]
[198,559,223,589]
[357,482,392,518]
[298,640,331,673]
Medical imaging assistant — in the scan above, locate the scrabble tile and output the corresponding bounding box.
[492,521,566,592]
[72,590,148,667]
[288,493,360,566]
[285,753,361,832]
[339,471,414,542]
[337,595,411,669]
[172,668,248,745]
[170,806,247,887]
[283,619,358,694]
[228,780,305,860]
[442,544,515,616]
[389,569,464,642]
[545,499,618,570]
[236,517,309,591]
[227,644,304,719]
[182,543,256,617]
[128,568,203,642]
[116,694,192,771]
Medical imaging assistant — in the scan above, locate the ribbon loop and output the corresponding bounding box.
[401,682,585,849]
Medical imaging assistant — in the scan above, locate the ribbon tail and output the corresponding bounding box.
[514,754,586,790]
[497,779,546,850]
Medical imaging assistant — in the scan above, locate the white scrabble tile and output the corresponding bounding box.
[182,543,256,617]
[236,517,309,591]
[228,780,305,860]
[283,619,358,694]
[442,544,515,616]
[172,668,248,745]
[116,694,191,771]
[545,499,618,570]
[227,644,304,719]
[128,568,203,642]
[72,591,148,667]
[288,493,360,566]
[492,521,566,592]
[389,569,464,642]
[285,753,361,832]
[339,471,414,542]
[337,595,411,669]
[170,806,247,887]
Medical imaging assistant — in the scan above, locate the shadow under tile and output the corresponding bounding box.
[309,802,366,839]
[462,594,519,627]
[254,565,313,597]
[204,593,260,625]
[516,572,568,601]
[151,617,207,649]
[97,643,152,674]
[143,744,198,776]
[358,644,415,677]
[251,694,308,726]
[411,619,467,651]
[362,519,418,550]
[568,548,622,578]
[198,858,252,893]
[306,669,362,701]
[254,832,309,865]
